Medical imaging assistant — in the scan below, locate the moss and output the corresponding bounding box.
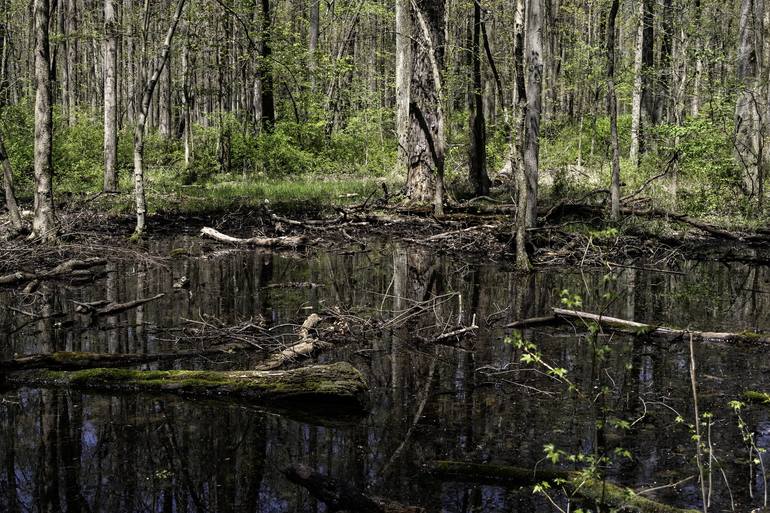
[15,362,369,411]
[743,390,770,404]
[168,247,189,258]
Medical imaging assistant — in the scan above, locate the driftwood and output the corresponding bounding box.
[3,362,369,412]
[0,257,107,286]
[256,314,331,370]
[74,293,165,316]
[200,227,306,247]
[284,463,424,513]
[431,461,699,513]
[0,344,256,372]
[508,307,770,345]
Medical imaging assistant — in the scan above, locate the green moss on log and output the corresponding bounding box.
[743,390,770,404]
[4,362,370,412]
[431,461,699,513]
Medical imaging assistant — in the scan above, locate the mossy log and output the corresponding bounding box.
[431,461,699,513]
[3,362,369,412]
[0,345,254,372]
[284,463,424,513]
[508,307,770,345]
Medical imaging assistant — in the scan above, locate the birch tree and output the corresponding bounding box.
[103,0,118,192]
[132,0,187,238]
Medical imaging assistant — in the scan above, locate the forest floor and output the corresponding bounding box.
[3,177,770,277]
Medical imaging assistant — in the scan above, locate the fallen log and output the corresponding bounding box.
[284,463,424,513]
[506,307,770,345]
[0,344,256,372]
[256,314,331,371]
[200,227,306,247]
[0,257,107,287]
[2,362,370,412]
[430,461,699,513]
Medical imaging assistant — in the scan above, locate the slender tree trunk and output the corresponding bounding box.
[657,0,673,123]
[0,129,22,231]
[513,0,529,270]
[260,0,275,133]
[309,0,319,89]
[607,0,621,221]
[66,0,77,123]
[182,19,193,177]
[103,0,119,192]
[32,0,56,242]
[691,0,702,117]
[629,0,643,167]
[395,0,411,177]
[735,0,761,202]
[523,0,543,228]
[159,54,172,137]
[468,0,488,196]
[132,0,187,238]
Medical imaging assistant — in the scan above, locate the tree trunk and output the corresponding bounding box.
[103,0,119,192]
[407,0,446,216]
[259,0,275,133]
[309,0,319,89]
[133,0,186,238]
[734,0,761,204]
[513,0,529,270]
[468,0,488,197]
[159,53,172,137]
[523,0,543,228]
[607,0,621,221]
[0,129,22,231]
[32,0,56,242]
[395,0,411,177]
[629,0,643,167]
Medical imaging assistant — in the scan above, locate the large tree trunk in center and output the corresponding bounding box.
[523,0,543,228]
[32,0,56,242]
[468,0,489,197]
[406,0,446,215]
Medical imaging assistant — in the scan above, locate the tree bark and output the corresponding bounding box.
[512,0,529,270]
[406,0,446,216]
[103,0,119,192]
[0,129,22,231]
[468,0,489,196]
[259,0,275,133]
[629,0,644,167]
[395,0,411,178]
[32,0,56,242]
[132,0,186,238]
[523,0,543,228]
[607,0,621,221]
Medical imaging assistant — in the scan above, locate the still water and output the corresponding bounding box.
[2,239,770,512]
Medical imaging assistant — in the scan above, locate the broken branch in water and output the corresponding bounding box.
[200,226,307,247]
[256,313,335,370]
[507,307,769,345]
[73,293,165,317]
[430,461,699,513]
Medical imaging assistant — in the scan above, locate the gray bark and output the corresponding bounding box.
[0,129,22,231]
[523,0,543,227]
[103,0,118,192]
[607,0,621,221]
[395,0,411,177]
[32,0,56,242]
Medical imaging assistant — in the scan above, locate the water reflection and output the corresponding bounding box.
[2,240,770,511]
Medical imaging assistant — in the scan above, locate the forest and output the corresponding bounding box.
[4,0,770,512]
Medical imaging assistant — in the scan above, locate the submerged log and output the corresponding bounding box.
[200,227,307,247]
[431,461,699,513]
[74,293,165,316]
[0,257,107,287]
[3,362,369,412]
[507,307,770,345]
[0,345,256,372]
[284,463,424,513]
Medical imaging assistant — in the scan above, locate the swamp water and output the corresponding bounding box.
[2,239,770,512]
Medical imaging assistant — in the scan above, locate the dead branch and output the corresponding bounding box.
[0,257,107,286]
[74,293,165,317]
[200,227,307,247]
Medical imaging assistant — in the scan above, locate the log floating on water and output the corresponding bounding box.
[507,307,769,345]
[200,226,307,247]
[3,362,370,412]
[430,461,699,513]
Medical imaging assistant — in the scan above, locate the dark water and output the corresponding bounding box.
[2,239,770,512]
